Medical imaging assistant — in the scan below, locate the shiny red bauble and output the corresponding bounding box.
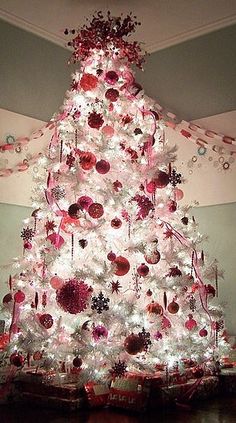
[96,160,110,174]
[124,334,144,355]
[14,290,25,303]
[185,315,197,331]
[105,70,119,85]
[137,263,149,277]
[10,352,25,367]
[39,313,54,329]
[146,289,153,297]
[24,241,32,250]
[167,301,179,314]
[199,328,208,337]
[145,250,161,265]
[88,203,104,218]
[146,302,163,315]
[105,88,119,102]
[68,203,81,219]
[2,293,12,304]
[80,73,98,91]
[113,256,130,276]
[79,151,97,170]
[77,195,93,211]
[107,251,116,262]
[111,218,122,229]
[73,356,83,368]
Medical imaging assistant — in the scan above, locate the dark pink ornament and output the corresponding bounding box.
[168,200,177,212]
[14,290,25,303]
[107,251,116,262]
[96,160,110,174]
[56,279,91,314]
[92,325,108,341]
[137,263,149,277]
[47,233,65,249]
[185,315,197,331]
[111,218,122,229]
[3,293,12,304]
[77,195,93,211]
[145,250,160,265]
[24,241,32,250]
[88,203,104,218]
[68,203,81,219]
[105,88,119,102]
[39,313,53,329]
[105,71,119,85]
[199,328,208,337]
[114,256,130,276]
[113,180,122,192]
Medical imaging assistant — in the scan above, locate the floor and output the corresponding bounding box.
[0,396,235,423]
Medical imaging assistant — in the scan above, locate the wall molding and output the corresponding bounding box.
[1,8,236,53]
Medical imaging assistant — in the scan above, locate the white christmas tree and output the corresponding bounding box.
[1,12,228,380]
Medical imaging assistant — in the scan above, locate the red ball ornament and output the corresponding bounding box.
[96,160,110,174]
[105,88,119,102]
[145,250,161,265]
[73,356,83,368]
[88,203,104,218]
[80,73,98,91]
[111,218,122,229]
[107,251,116,262]
[50,275,64,290]
[56,279,91,314]
[146,302,163,315]
[10,352,25,367]
[79,151,97,170]
[88,112,104,130]
[77,195,93,211]
[24,241,32,250]
[105,70,119,85]
[39,313,53,329]
[199,328,208,337]
[137,263,149,277]
[124,334,144,355]
[168,200,177,212]
[3,293,13,304]
[167,301,179,314]
[146,289,152,297]
[154,171,170,188]
[68,203,81,219]
[185,315,197,331]
[14,290,25,303]
[146,180,156,194]
[114,256,130,276]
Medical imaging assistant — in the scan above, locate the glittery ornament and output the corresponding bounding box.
[124,334,144,355]
[148,171,169,191]
[107,251,116,261]
[88,203,104,218]
[80,73,98,91]
[68,203,81,219]
[199,328,208,337]
[113,256,130,276]
[132,194,154,219]
[145,250,160,265]
[14,290,25,303]
[51,185,66,200]
[33,351,43,361]
[105,88,119,102]
[91,291,110,314]
[111,360,127,377]
[73,356,83,368]
[88,112,104,129]
[66,153,76,168]
[146,302,163,315]
[3,293,12,304]
[185,315,197,331]
[57,279,91,314]
[50,275,64,290]
[161,316,171,330]
[137,263,149,277]
[96,159,110,174]
[167,301,179,314]
[92,325,108,341]
[77,195,93,211]
[45,220,56,234]
[79,151,97,170]
[111,218,122,229]
[10,352,25,367]
[154,331,163,340]
[39,314,53,329]
[105,70,119,85]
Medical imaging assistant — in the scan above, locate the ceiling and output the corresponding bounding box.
[0,0,236,53]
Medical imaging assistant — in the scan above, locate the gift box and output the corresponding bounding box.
[108,376,150,412]
[84,381,110,407]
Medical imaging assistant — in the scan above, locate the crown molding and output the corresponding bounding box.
[1,8,236,53]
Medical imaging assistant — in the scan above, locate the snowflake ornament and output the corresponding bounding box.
[91,291,110,314]
[21,227,35,241]
[51,185,66,201]
[169,169,182,187]
[138,327,152,352]
[111,280,121,294]
[111,360,127,377]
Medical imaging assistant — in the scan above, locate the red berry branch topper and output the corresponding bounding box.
[65,11,145,68]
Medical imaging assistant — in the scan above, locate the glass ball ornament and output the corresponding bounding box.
[77,195,93,211]
[174,188,184,201]
[113,256,130,276]
[39,313,54,329]
[167,301,179,314]
[73,356,83,368]
[10,352,25,367]
[111,218,122,229]
[2,293,13,304]
[96,159,110,174]
[24,241,32,250]
[124,334,144,355]
[50,275,64,290]
[14,290,25,303]
[88,203,104,218]
[199,328,208,337]
[137,263,149,277]
[107,251,116,261]
[145,250,160,264]
[68,203,81,219]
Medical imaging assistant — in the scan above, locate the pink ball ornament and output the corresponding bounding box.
[146,180,156,194]
[111,218,122,229]
[199,328,208,337]
[137,263,149,277]
[105,70,119,85]
[96,160,110,174]
[10,352,25,367]
[50,275,64,290]
[174,188,184,201]
[88,203,104,219]
[114,256,130,276]
[92,325,108,341]
[77,195,93,211]
[24,241,32,250]
[185,315,197,331]
[107,251,116,262]
[101,125,114,137]
[47,233,65,249]
[14,290,25,303]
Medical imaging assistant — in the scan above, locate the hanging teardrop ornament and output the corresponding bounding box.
[163,291,167,310]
